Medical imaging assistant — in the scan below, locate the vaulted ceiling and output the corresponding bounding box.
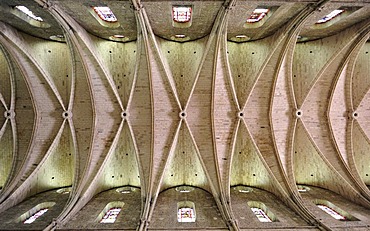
[0,0,370,230]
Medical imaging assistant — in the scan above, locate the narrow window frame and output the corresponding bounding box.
[89,6,120,28]
[11,5,50,28]
[17,202,56,224]
[172,5,193,28]
[247,201,278,222]
[177,201,196,222]
[95,201,125,224]
[314,199,359,221]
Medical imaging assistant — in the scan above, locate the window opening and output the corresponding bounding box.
[116,186,136,194]
[172,6,192,23]
[15,6,43,21]
[247,8,269,23]
[317,204,347,221]
[23,208,48,224]
[11,5,50,28]
[248,201,277,222]
[313,199,359,221]
[56,187,71,194]
[92,6,117,22]
[176,186,194,193]
[297,185,310,192]
[178,207,196,222]
[96,201,124,223]
[100,207,121,223]
[251,207,272,222]
[316,10,344,24]
[50,35,66,42]
[234,185,253,193]
[177,201,196,222]
[18,202,55,224]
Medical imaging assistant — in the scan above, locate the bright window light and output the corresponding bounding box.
[100,208,121,223]
[92,6,117,22]
[15,6,43,22]
[113,35,125,38]
[116,186,136,194]
[173,6,192,23]
[177,207,196,222]
[317,204,347,221]
[234,186,253,193]
[297,185,310,192]
[247,8,269,23]
[56,187,71,194]
[316,10,344,24]
[175,34,186,38]
[176,186,194,193]
[23,208,48,224]
[251,207,272,222]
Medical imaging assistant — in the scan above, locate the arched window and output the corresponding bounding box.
[317,204,346,220]
[175,186,194,193]
[56,187,71,194]
[100,208,121,223]
[234,185,253,193]
[250,207,272,222]
[18,202,56,224]
[96,201,124,224]
[244,7,277,29]
[172,6,192,28]
[247,8,269,23]
[316,10,344,24]
[247,201,277,222]
[172,6,192,23]
[11,5,50,28]
[24,209,48,224]
[177,201,196,222]
[90,6,120,28]
[116,186,137,194]
[297,185,310,192]
[92,6,117,22]
[314,199,358,221]
[14,6,43,21]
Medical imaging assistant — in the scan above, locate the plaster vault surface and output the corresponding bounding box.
[0,0,370,230]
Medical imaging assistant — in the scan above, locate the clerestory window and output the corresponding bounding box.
[250,207,272,222]
[314,199,359,221]
[92,6,117,22]
[177,201,196,222]
[247,8,269,23]
[100,207,121,223]
[172,6,192,23]
[316,10,344,24]
[18,202,56,224]
[247,201,277,222]
[96,201,124,224]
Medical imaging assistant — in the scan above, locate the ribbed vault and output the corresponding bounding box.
[0,0,370,231]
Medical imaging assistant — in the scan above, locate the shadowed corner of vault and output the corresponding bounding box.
[149,120,228,229]
[230,120,313,229]
[352,121,370,187]
[230,119,278,194]
[0,117,13,190]
[96,121,141,192]
[157,36,208,106]
[0,46,35,193]
[62,120,142,229]
[293,120,368,206]
[0,121,73,230]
